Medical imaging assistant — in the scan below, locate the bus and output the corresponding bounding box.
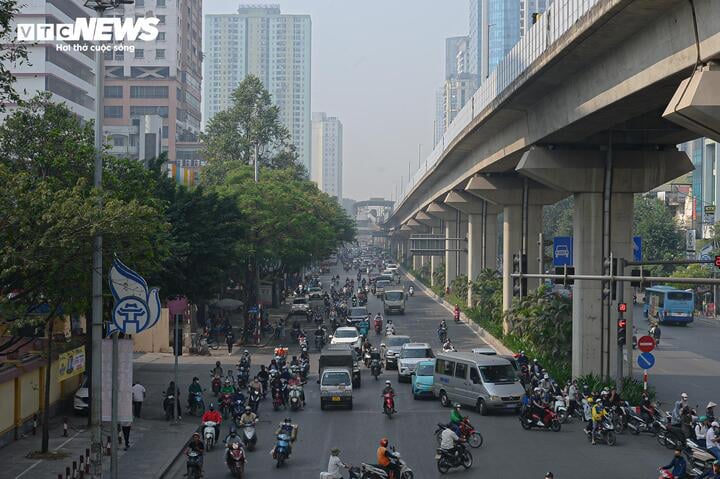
[643,285,695,325]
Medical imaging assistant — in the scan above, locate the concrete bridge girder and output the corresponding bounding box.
[414,211,442,228]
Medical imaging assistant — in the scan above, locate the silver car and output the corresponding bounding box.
[381,335,411,370]
[397,343,434,383]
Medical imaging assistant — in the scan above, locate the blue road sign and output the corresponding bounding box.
[633,236,642,262]
[553,236,573,267]
[637,352,655,370]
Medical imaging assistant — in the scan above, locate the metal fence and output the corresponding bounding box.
[398,0,602,206]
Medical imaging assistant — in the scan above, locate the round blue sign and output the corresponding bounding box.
[637,352,655,370]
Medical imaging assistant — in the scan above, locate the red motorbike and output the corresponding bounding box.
[226,442,245,477]
[453,307,461,323]
[383,393,395,418]
[272,387,285,411]
[220,393,233,419]
[211,375,222,397]
[519,405,561,432]
[374,318,382,335]
[434,417,484,448]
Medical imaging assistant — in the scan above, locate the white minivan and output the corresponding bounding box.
[432,352,524,415]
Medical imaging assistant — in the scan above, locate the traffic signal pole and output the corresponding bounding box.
[616,257,626,386]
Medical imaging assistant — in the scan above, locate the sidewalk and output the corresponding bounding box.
[5,365,198,479]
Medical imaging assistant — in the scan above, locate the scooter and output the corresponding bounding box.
[203,420,217,451]
[519,406,561,432]
[383,393,396,418]
[374,318,382,335]
[371,359,382,380]
[685,438,716,472]
[226,441,245,478]
[408,286,414,296]
[438,328,448,343]
[211,375,222,396]
[220,393,233,419]
[163,393,177,421]
[361,449,414,479]
[553,395,569,424]
[273,432,292,467]
[272,387,285,411]
[434,418,483,448]
[186,451,202,479]
[241,422,257,451]
[363,351,372,368]
[248,389,261,414]
[588,416,617,446]
[189,392,205,416]
[436,441,473,474]
[288,386,303,411]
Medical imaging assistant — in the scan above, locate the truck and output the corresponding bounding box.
[383,289,406,314]
[319,344,361,389]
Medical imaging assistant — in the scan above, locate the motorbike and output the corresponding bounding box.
[272,386,285,411]
[361,449,414,479]
[189,392,205,416]
[685,438,716,473]
[232,400,245,426]
[434,418,483,448]
[453,310,460,323]
[374,319,382,335]
[383,393,396,418]
[370,359,382,380]
[385,326,395,336]
[315,334,324,351]
[437,328,448,343]
[519,406,562,432]
[442,343,457,353]
[288,385,304,411]
[186,451,202,479]
[203,420,217,450]
[363,351,372,368]
[220,393,233,419]
[649,324,661,345]
[241,422,257,451]
[625,405,660,435]
[298,335,308,350]
[226,441,245,478]
[163,393,177,421]
[236,366,249,389]
[553,395,569,424]
[299,360,310,381]
[211,375,222,397]
[436,442,473,474]
[273,432,292,467]
[588,416,617,446]
[248,389,261,414]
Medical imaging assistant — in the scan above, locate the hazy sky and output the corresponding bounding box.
[203,0,469,200]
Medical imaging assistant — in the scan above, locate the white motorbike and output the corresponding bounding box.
[361,450,414,479]
[241,422,257,451]
[203,420,217,451]
[288,386,304,411]
[553,395,569,424]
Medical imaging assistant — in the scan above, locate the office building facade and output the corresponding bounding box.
[311,112,343,201]
[204,5,312,171]
[520,0,550,37]
[469,0,520,83]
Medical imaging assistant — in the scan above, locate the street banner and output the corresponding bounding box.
[57,345,85,382]
[101,338,133,423]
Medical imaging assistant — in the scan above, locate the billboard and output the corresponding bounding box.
[57,346,85,382]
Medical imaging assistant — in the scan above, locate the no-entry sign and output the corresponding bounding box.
[638,335,656,353]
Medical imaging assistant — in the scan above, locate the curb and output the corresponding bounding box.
[403,268,513,356]
[155,425,201,479]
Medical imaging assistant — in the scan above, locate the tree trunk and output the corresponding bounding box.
[41,317,54,453]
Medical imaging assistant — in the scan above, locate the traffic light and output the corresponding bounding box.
[617,302,627,313]
[617,318,627,345]
[715,255,720,268]
[602,257,618,300]
[512,253,527,298]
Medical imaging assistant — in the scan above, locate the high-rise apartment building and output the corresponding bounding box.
[204,5,312,171]
[5,0,96,120]
[435,36,478,145]
[520,0,550,37]
[103,0,203,183]
[469,0,520,83]
[679,138,720,238]
[311,112,343,201]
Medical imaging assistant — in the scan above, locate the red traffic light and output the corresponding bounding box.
[617,302,627,313]
[715,256,720,268]
[617,319,626,328]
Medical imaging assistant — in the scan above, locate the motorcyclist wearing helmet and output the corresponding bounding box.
[201,404,222,442]
[275,418,299,455]
[224,425,243,463]
[450,404,463,428]
[382,380,395,413]
[591,398,608,445]
[440,422,461,459]
[376,438,400,479]
[530,387,546,425]
[220,378,236,395]
[239,406,257,426]
[211,361,224,378]
[187,377,202,410]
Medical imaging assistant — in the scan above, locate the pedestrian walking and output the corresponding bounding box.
[131,382,146,418]
[226,328,235,355]
[121,421,132,450]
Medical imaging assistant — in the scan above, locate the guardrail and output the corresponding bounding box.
[398,0,601,207]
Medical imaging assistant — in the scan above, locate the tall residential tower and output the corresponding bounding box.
[469,0,520,84]
[204,5,312,171]
[311,112,343,201]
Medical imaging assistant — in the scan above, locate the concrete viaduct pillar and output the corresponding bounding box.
[426,202,459,292]
[444,191,501,306]
[517,146,694,378]
[466,176,565,332]
[415,211,441,281]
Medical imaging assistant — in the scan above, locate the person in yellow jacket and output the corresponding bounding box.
[591,399,607,445]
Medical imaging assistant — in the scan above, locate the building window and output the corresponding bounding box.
[157,32,166,41]
[156,49,165,59]
[162,126,169,139]
[114,50,124,61]
[157,15,166,25]
[135,49,144,59]
[135,0,144,5]
[113,136,126,147]
[130,105,169,118]
[104,106,123,118]
[130,86,169,98]
[156,0,165,6]
[104,86,123,98]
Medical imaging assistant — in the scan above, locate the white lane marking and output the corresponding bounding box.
[14,430,83,479]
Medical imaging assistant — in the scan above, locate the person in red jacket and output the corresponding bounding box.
[201,403,222,441]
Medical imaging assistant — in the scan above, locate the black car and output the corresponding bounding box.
[346,306,369,327]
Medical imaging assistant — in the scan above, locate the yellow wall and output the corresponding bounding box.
[18,369,40,421]
[0,381,14,434]
[133,307,170,353]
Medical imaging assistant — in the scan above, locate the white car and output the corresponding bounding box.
[397,343,434,383]
[386,263,399,272]
[73,376,89,414]
[471,346,497,356]
[291,296,311,314]
[330,327,362,351]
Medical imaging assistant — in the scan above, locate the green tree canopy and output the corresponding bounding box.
[201,75,304,185]
[633,195,683,272]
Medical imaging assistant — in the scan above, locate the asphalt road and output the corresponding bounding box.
[163,266,670,478]
[632,303,720,407]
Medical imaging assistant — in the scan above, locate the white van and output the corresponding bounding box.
[432,352,524,415]
[383,289,406,314]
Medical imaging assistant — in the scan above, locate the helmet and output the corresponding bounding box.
[533,387,541,393]
[244,350,249,355]
[454,404,461,409]
[712,421,720,428]
[229,426,237,434]
[380,438,389,447]
[385,380,391,385]
[545,473,554,479]
[209,403,215,411]
[225,379,231,384]
[520,350,525,355]
[245,406,251,412]
[681,392,688,399]
[533,359,538,363]
[215,361,221,366]
[587,397,594,404]
[284,418,292,424]
[543,373,549,379]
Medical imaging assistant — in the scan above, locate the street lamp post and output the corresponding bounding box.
[83,2,134,478]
